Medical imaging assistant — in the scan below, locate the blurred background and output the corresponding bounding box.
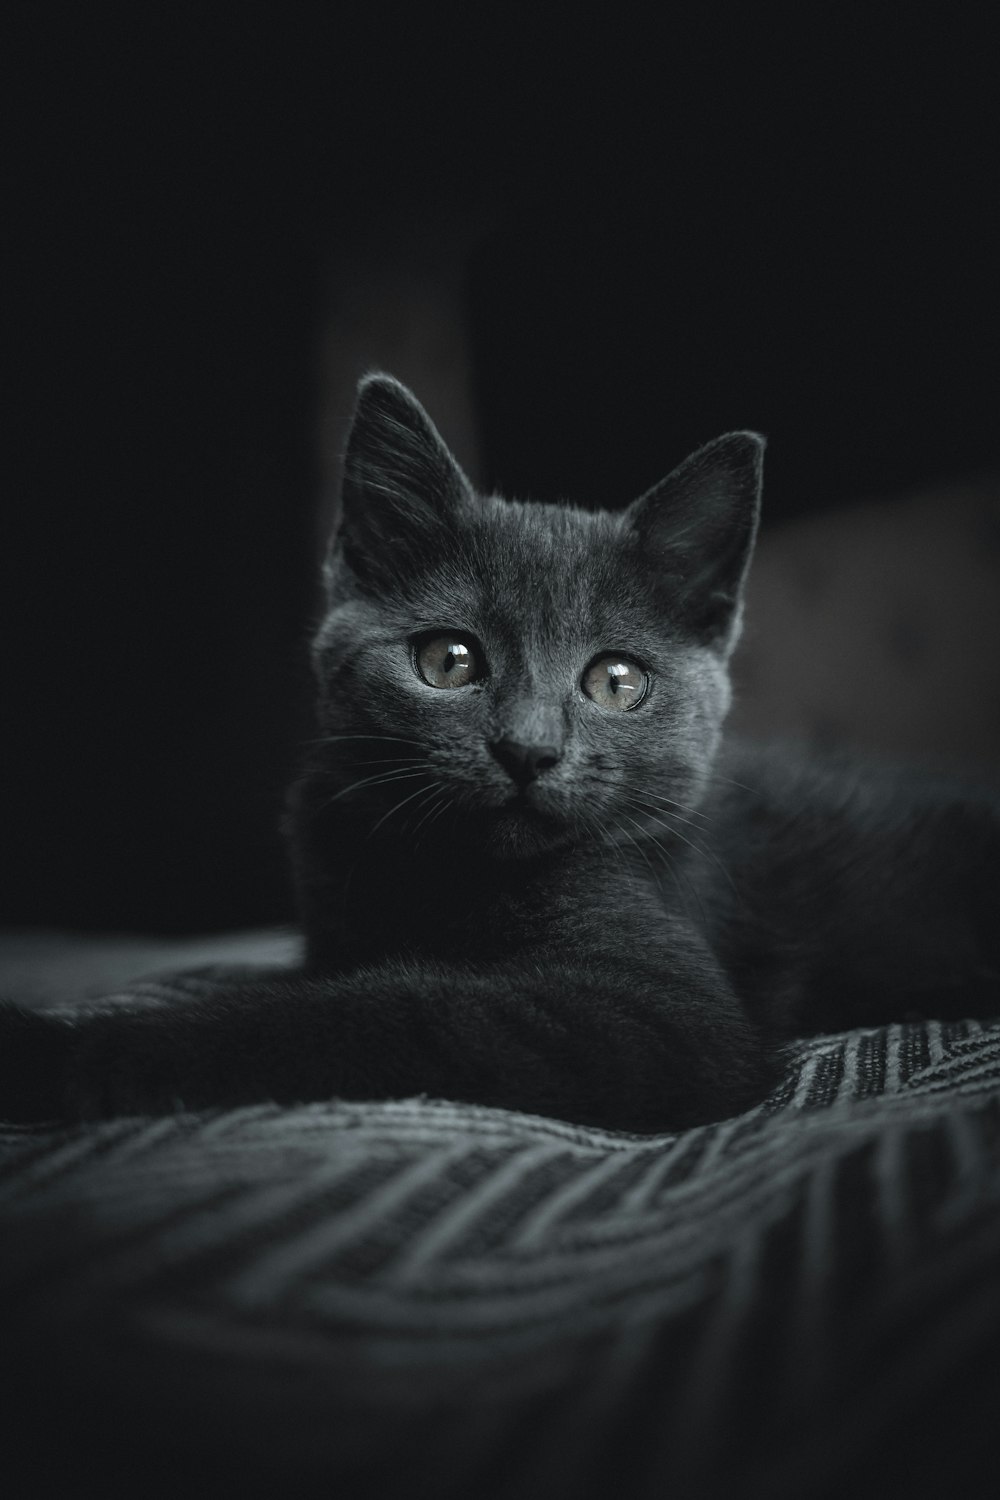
[5,8,999,935]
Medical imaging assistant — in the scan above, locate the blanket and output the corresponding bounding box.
[2,962,1000,1498]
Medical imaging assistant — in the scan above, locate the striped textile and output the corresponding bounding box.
[2,998,1000,1498]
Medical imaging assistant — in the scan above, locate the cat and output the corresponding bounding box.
[3,374,999,1130]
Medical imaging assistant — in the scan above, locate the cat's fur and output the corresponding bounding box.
[3,376,999,1129]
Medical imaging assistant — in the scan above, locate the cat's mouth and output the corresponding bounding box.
[479,791,571,857]
[496,786,561,820]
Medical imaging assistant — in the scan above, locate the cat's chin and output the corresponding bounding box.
[479,803,572,860]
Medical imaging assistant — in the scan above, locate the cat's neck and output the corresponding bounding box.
[296,815,558,969]
[289,770,676,971]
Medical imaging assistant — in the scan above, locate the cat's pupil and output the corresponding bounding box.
[416,634,480,689]
[582,655,648,711]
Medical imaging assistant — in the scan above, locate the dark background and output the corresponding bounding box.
[5,10,998,933]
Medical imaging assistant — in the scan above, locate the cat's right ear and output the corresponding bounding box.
[329,374,472,592]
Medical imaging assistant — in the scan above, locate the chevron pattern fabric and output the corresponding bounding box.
[3,990,1000,1498]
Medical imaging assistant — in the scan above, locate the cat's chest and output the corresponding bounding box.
[321,841,643,969]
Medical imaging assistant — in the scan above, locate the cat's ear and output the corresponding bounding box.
[331,374,472,590]
[624,431,765,651]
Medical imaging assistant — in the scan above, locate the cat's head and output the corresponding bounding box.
[311,374,763,858]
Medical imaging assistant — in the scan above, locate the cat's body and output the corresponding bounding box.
[3,376,998,1129]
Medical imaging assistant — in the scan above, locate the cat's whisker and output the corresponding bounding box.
[408,784,449,846]
[620,793,698,835]
[328,767,427,795]
[583,808,637,891]
[309,755,427,781]
[429,793,452,824]
[620,794,708,844]
[320,767,428,809]
[617,804,707,921]
[421,788,454,840]
[708,771,758,795]
[344,756,429,767]
[636,789,715,826]
[634,798,714,832]
[303,733,425,749]
[629,792,740,876]
[367,780,439,840]
[622,795,740,912]
[610,811,690,908]
[612,810,667,883]
[602,812,637,863]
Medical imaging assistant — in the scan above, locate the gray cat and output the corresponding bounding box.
[3,376,998,1128]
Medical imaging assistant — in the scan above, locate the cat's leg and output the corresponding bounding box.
[0,940,774,1131]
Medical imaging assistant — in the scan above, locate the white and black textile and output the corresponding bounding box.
[3,969,1000,1498]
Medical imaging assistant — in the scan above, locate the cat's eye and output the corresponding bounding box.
[415,634,482,689]
[582,655,649,711]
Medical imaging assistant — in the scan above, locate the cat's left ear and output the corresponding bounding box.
[624,431,765,652]
[331,374,473,592]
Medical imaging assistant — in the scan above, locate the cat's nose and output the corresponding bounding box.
[490,737,561,789]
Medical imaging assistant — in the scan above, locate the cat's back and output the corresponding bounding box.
[711,736,998,846]
[697,738,1000,1032]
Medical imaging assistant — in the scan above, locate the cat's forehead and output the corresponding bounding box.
[477,493,619,579]
[439,494,654,644]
